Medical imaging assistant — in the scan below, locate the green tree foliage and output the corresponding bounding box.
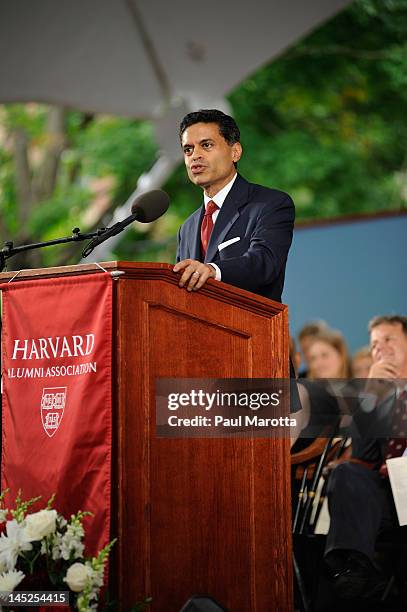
[0,108,157,267]
[0,0,405,268]
[229,0,407,220]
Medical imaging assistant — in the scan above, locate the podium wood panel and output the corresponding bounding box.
[113,264,291,611]
[0,262,292,611]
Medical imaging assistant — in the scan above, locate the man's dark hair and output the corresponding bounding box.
[369,315,407,336]
[179,109,240,145]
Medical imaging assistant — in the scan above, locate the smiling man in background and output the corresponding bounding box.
[325,315,407,600]
[173,109,295,301]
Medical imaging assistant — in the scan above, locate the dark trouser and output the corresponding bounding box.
[325,462,397,560]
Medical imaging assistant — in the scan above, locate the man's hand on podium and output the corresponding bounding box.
[173,259,216,292]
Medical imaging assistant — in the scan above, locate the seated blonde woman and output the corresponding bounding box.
[292,330,352,449]
[307,329,352,380]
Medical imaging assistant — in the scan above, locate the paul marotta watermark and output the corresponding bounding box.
[167,414,295,428]
[156,378,293,438]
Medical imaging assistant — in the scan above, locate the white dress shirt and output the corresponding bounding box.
[204,173,237,280]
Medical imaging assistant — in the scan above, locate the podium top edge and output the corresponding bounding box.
[0,260,287,315]
[0,260,167,280]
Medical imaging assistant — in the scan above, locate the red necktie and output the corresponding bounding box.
[380,390,407,476]
[201,200,218,259]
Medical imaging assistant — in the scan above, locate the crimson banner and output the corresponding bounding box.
[1,273,112,557]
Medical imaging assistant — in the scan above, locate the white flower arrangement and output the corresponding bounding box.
[0,490,115,611]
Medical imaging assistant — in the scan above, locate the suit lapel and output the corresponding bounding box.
[205,175,249,263]
[189,206,204,260]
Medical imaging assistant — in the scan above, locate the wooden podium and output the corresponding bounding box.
[0,261,292,611]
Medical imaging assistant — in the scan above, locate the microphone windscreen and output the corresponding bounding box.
[130,189,170,222]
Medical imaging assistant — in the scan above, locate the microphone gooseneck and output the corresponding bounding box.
[82,189,170,258]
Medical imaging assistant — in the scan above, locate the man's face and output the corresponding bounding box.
[370,323,407,377]
[181,122,242,196]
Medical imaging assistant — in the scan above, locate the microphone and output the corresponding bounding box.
[131,189,170,222]
[82,189,169,257]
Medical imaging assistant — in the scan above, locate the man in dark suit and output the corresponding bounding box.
[173,109,294,302]
[324,315,407,600]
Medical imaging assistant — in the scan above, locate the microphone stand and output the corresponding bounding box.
[0,226,110,273]
[81,212,139,258]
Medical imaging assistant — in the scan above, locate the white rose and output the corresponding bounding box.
[0,569,25,592]
[23,509,57,542]
[64,563,93,592]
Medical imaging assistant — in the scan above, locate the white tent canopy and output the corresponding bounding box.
[0,0,351,119]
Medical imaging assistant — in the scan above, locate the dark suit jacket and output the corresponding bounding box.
[176,174,295,302]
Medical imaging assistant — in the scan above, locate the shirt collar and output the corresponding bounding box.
[204,173,237,209]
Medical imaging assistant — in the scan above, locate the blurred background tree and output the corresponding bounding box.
[0,0,406,269]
